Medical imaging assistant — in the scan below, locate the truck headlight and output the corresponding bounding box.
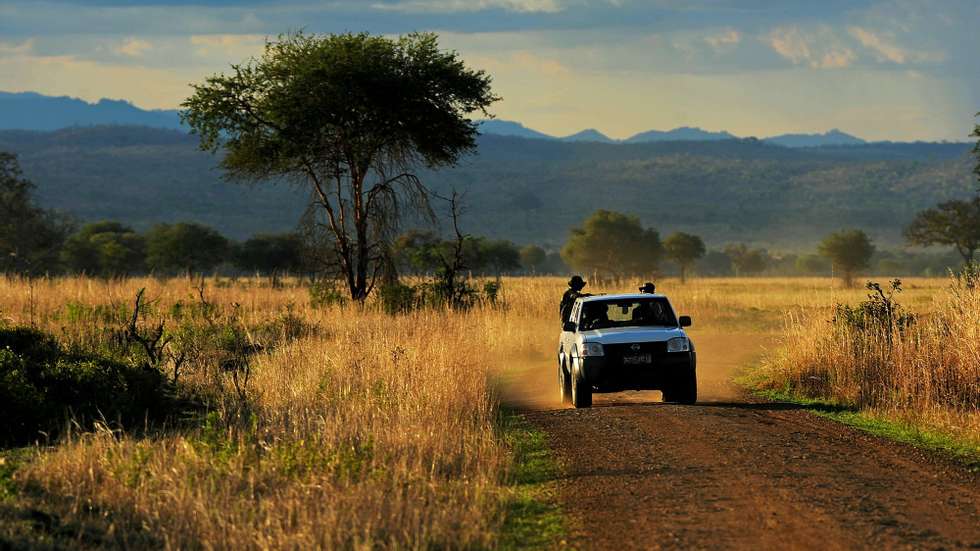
[667,337,689,353]
[580,342,604,357]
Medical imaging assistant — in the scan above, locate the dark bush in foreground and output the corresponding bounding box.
[0,327,178,446]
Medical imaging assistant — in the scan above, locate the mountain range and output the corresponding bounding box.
[474,119,864,147]
[2,90,868,147]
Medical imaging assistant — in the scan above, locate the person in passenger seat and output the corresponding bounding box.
[632,302,653,324]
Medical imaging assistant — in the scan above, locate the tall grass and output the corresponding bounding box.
[753,274,980,442]
[1,276,543,549]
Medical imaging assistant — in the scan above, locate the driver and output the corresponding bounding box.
[582,302,610,330]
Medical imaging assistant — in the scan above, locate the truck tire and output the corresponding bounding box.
[571,356,592,408]
[672,368,698,404]
[558,359,572,405]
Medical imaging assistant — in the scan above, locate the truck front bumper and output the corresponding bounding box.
[581,351,695,392]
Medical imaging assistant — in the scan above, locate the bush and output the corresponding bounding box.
[379,282,417,315]
[309,280,347,309]
[833,279,915,340]
[0,326,176,446]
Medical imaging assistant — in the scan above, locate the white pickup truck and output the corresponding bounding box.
[558,292,696,408]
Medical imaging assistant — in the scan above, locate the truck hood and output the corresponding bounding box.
[579,326,687,344]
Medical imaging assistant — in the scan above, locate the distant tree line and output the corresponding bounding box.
[1,151,561,278]
[557,208,977,285]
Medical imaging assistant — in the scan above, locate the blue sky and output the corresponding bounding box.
[1,0,978,140]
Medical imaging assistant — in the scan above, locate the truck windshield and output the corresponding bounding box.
[579,298,677,330]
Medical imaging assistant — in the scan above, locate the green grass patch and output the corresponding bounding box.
[498,408,566,550]
[750,388,980,472]
[0,449,30,502]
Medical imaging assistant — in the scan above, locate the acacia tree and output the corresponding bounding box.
[519,245,547,273]
[561,210,663,279]
[182,32,497,300]
[973,112,980,182]
[61,221,146,276]
[904,197,980,265]
[145,223,229,277]
[723,243,768,277]
[663,232,705,283]
[0,152,70,274]
[818,229,875,287]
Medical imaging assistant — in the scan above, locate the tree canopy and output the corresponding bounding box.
[392,230,520,275]
[234,233,305,275]
[663,232,706,282]
[182,31,498,300]
[818,229,875,286]
[519,245,547,273]
[724,244,769,276]
[61,221,145,276]
[145,222,229,276]
[561,210,663,278]
[972,113,980,183]
[0,152,70,274]
[904,197,980,265]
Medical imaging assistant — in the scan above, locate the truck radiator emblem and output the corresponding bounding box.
[630,344,641,351]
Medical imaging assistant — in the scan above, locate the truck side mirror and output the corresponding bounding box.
[679,316,692,327]
[562,321,577,332]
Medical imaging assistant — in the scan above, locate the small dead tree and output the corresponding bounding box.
[125,288,169,368]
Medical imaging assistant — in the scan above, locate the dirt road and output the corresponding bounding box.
[503,333,980,550]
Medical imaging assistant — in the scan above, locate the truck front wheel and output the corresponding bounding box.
[664,367,697,404]
[571,356,592,408]
[558,359,572,405]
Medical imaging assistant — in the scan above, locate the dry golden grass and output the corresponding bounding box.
[2,275,557,549]
[0,274,975,548]
[752,275,980,444]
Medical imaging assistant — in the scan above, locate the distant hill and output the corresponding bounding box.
[0,126,974,250]
[0,92,182,131]
[625,127,737,143]
[475,120,553,140]
[561,129,615,143]
[476,119,866,147]
[764,129,866,148]
[0,91,895,149]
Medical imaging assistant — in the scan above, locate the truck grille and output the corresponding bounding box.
[604,342,668,366]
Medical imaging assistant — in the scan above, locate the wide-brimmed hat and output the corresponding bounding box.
[568,275,586,288]
[639,282,656,293]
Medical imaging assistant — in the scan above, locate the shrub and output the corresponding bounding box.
[0,326,176,446]
[832,279,915,341]
[309,280,347,309]
[379,282,417,315]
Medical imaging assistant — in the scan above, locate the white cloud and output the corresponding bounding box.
[115,37,152,58]
[370,0,563,13]
[469,49,571,77]
[189,34,266,59]
[704,29,740,51]
[766,26,855,69]
[848,26,906,63]
[847,26,945,65]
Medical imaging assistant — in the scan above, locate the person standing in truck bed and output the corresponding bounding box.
[560,275,591,324]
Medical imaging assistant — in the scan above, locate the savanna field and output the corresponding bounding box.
[0,274,977,549]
